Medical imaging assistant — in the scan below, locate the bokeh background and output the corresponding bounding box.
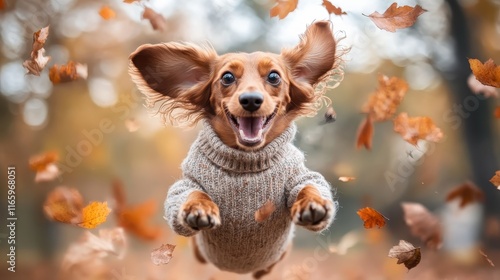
[1,0,500,279]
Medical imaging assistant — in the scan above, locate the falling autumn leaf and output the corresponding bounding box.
[479,249,495,267]
[366,3,427,33]
[29,151,61,182]
[270,0,298,20]
[362,75,408,122]
[467,74,500,98]
[388,240,421,270]
[49,61,88,84]
[356,116,373,150]
[490,171,500,189]
[401,202,442,249]
[99,5,116,20]
[78,202,111,229]
[329,230,360,255]
[43,186,84,224]
[113,180,162,240]
[393,113,443,146]
[446,181,484,208]
[338,176,355,182]
[62,228,127,271]
[322,0,346,16]
[495,107,500,119]
[23,26,51,76]
[468,58,500,88]
[255,200,276,223]
[357,207,387,229]
[143,7,167,31]
[151,244,176,265]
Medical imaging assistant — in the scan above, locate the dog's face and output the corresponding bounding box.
[129,21,337,150]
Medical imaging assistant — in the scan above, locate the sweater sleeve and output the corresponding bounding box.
[164,178,204,237]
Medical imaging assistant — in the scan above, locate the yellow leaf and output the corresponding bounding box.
[79,202,111,229]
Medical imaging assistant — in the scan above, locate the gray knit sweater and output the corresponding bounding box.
[164,122,336,273]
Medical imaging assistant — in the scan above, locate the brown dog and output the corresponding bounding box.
[129,21,339,278]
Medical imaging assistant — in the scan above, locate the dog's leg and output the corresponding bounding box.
[291,185,333,231]
[180,190,221,231]
[252,244,290,279]
[192,237,207,264]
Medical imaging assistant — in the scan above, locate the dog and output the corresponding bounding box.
[129,21,339,278]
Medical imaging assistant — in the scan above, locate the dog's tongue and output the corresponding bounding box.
[238,117,264,141]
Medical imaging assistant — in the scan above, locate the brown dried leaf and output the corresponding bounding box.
[255,200,276,222]
[151,244,176,265]
[49,61,88,84]
[401,202,442,249]
[23,26,51,76]
[356,116,373,150]
[322,0,346,16]
[468,58,500,88]
[367,3,427,33]
[446,181,485,208]
[490,171,500,189]
[338,176,356,182]
[357,207,387,229]
[362,75,408,122]
[99,5,116,20]
[388,240,421,270]
[270,0,298,20]
[479,249,495,267]
[43,187,84,224]
[143,7,167,31]
[113,180,162,240]
[393,113,443,145]
[467,74,500,98]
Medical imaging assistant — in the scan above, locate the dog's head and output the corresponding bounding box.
[129,21,338,150]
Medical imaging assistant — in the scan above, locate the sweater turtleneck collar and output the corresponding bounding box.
[195,120,297,173]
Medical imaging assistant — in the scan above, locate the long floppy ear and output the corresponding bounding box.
[281,21,337,115]
[129,43,217,125]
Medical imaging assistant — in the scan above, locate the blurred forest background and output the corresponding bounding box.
[1,0,500,279]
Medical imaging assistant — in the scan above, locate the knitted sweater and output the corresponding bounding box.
[164,122,336,273]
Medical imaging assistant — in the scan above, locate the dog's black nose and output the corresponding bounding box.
[239,92,263,112]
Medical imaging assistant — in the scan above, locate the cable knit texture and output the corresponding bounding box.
[164,121,337,273]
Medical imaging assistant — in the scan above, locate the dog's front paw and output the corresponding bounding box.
[291,186,333,231]
[179,192,221,231]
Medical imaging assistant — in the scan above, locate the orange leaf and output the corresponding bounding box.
[366,3,427,33]
[490,171,500,189]
[49,61,88,84]
[338,176,356,182]
[78,202,111,229]
[151,244,176,265]
[401,202,442,249]
[143,7,167,31]
[270,0,298,20]
[254,200,276,223]
[113,180,162,240]
[388,240,421,270]
[468,58,500,88]
[29,151,58,171]
[23,26,51,76]
[446,181,485,208]
[393,113,443,146]
[43,187,84,224]
[495,107,500,119]
[99,5,116,20]
[362,75,408,122]
[356,116,373,150]
[357,207,387,229]
[322,0,346,16]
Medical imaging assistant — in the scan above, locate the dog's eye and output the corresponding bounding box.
[267,71,281,86]
[221,72,236,86]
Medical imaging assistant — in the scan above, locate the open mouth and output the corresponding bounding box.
[224,106,278,147]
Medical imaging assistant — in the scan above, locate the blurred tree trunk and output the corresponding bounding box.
[444,0,499,244]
